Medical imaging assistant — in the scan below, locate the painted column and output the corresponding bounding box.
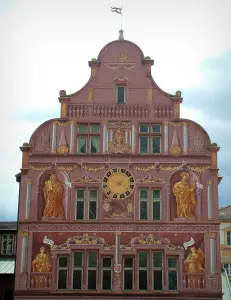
[103,125,108,152]
[183,122,188,154]
[109,130,113,143]
[209,233,217,274]
[69,121,75,152]
[113,232,121,291]
[208,180,213,220]
[51,121,57,153]
[125,131,128,144]
[164,122,168,154]
[25,179,32,219]
[20,232,29,273]
[132,124,136,153]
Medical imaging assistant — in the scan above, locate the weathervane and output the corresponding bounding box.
[111,6,123,30]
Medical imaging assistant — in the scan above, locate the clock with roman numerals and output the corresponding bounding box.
[102,168,135,200]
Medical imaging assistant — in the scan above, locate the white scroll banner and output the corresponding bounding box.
[43,236,54,248]
[183,237,195,249]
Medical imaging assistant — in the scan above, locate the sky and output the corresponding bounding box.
[0,0,231,221]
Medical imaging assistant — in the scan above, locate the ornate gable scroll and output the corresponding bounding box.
[131,234,184,251]
[106,51,136,71]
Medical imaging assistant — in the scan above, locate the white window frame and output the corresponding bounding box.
[152,189,162,220]
[101,256,112,291]
[224,264,231,276]
[72,252,83,290]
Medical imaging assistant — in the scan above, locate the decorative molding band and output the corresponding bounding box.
[27,224,219,233]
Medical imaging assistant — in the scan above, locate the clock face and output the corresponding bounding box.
[102,168,135,200]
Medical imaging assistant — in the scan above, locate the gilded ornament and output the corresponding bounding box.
[80,176,101,184]
[29,165,51,171]
[115,232,121,236]
[208,233,216,239]
[55,120,75,127]
[56,165,74,172]
[123,65,136,70]
[107,128,132,154]
[159,164,184,171]
[187,165,210,173]
[115,51,131,63]
[18,230,29,238]
[148,88,152,101]
[207,180,213,185]
[105,121,132,127]
[88,88,94,101]
[141,176,164,183]
[133,164,156,172]
[56,145,69,154]
[81,165,105,172]
[170,144,182,156]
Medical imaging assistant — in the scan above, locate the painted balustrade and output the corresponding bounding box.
[182,273,205,290]
[30,272,52,289]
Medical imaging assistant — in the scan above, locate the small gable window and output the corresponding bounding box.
[117,86,125,104]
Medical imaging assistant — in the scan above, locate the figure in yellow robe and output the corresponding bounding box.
[172,172,197,219]
[43,174,65,218]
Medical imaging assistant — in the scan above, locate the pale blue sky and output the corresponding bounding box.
[0,0,231,220]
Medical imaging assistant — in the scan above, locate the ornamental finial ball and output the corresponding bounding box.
[23,142,29,146]
[175,91,182,97]
[59,90,66,97]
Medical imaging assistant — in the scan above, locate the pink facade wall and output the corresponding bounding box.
[15,37,222,300]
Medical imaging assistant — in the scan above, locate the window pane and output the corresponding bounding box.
[153,252,162,268]
[73,252,82,267]
[152,136,161,153]
[124,270,133,290]
[90,124,100,133]
[227,232,231,245]
[77,136,87,153]
[89,190,97,199]
[139,270,147,290]
[117,86,125,104]
[73,270,82,290]
[76,201,84,220]
[59,257,68,267]
[140,124,149,133]
[168,271,177,290]
[103,257,112,268]
[102,270,111,290]
[78,124,88,133]
[153,270,162,290]
[90,136,99,153]
[87,270,97,290]
[58,270,67,289]
[152,124,161,133]
[139,252,148,268]
[140,189,148,199]
[153,202,161,220]
[88,252,97,267]
[153,189,161,199]
[124,257,133,268]
[168,257,177,268]
[140,201,148,220]
[77,190,84,199]
[140,136,148,153]
[89,201,97,220]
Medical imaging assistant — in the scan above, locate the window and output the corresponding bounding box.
[58,257,68,290]
[153,252,163,290]
[138,252,148,290]
[139,124,161,154]
[77,123,100,153]
[76,189,98,220]
[139,189,148,220]
[123,257,134,290]
[102,257,112,290]
[227,232,231,246]
[139,189,161,221]
[152,189,161,220]
[1,234,14,255]
[116,86,125,104]
[224,264,231,276]
[87,252,98,290]
[167,257,178,290]
[72,252,83,290]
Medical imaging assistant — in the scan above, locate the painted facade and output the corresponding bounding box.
[15,31,222,299]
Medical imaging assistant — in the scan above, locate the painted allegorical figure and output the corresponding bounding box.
[32,246,52,273]
[184,246,205,273]
[172,172,197,219]
[107,128,131,154]
[43,174,65,218]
